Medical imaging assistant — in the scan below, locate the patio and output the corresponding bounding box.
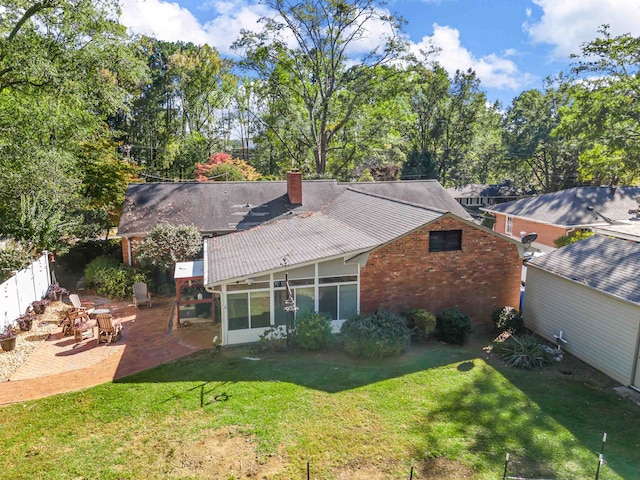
[0,295,218,405]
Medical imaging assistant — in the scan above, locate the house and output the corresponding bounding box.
[118,172,472,265]
[523,235,640,388]
[481,186,640,249]
[447,181,530,210]
[198,188,523,346]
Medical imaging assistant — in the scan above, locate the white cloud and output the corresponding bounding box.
[411,24,536,91]
[120,0,270,56]
[120,0,209,44]
[525,0,640,59]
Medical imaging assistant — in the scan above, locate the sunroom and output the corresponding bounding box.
[209,256,360,345]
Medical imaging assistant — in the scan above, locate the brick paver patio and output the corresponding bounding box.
[0,296,218,405]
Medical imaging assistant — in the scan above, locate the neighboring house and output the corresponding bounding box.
[447,181,529,211]
[482,186,640,249]
[201,188,523,346]
[593,223,640,243]
[118,172,471,265]
[523,235,640,388]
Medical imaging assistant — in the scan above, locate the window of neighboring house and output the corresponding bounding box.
[429,230,462,252]
[506,216,513,235]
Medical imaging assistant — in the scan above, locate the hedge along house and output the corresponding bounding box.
[523,235,640,388]
[203,188,523,346]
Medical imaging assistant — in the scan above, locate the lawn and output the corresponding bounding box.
[1,333,638,479]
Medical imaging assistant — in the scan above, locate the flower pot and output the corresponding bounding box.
[19,319,33,332]
[0,336,17,352]
[32,304,46,315]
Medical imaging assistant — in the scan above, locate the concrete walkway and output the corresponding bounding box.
[0,296,218,405]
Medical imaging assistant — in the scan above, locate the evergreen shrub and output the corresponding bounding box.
[403,308,436,342]
[341,310,410,359]
[295,311,333,351]
[85,256,148,299]
[435,308,472,345]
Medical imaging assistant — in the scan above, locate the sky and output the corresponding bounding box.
[118,0,640,106]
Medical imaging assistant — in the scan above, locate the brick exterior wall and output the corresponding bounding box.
[359,216,521,323]
[493,213,568,248]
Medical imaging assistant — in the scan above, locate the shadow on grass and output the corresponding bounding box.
[115,342,475,394]
[491,356,640,480]
[408,344,640,479]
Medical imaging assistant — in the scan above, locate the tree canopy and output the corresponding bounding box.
[3,2,640,255]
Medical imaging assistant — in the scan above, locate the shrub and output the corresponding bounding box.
[496,333,553,370]
[85,257,148,299]
[136,223,202,271]
[340,310,411,359]
[85,255,120,286]
[403,308,436,342]
[56,239,122,274]
[295,311,333,351]
[553,229,593,248]
[251,326,288,353]
[491,306,524,334]
[0,238,33,283]
[435,308,472,345]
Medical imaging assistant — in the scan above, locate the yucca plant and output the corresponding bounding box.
[496,333,553,370]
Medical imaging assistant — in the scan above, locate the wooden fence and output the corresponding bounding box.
[1,253,51,330]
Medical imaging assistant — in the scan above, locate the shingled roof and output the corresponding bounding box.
[482,186,640,227]
[118,179,470,236]
[527,235,640,305]
[204,189,447,285]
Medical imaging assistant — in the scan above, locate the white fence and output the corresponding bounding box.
[1,254,51,331]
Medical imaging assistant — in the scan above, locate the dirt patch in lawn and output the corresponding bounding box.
[171,426,476,479]
[170,426,286,479]
[417,457,477,478]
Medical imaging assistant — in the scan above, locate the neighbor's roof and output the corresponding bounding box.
[482,186,640,227]
[527,235,640,305]
[447,183,526,199]
[594,223,640,242]
[118,179,470,236]
[204,189,446,285]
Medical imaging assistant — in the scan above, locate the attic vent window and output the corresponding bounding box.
[429,230,462,252]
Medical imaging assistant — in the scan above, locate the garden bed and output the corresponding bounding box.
[0,301,68,381]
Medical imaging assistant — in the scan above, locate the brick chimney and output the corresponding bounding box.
[286,170,302,205]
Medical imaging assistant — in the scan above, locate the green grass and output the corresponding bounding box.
[1,335,639,479]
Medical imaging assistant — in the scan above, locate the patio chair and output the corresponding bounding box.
[132,282,152,308]
[96,313,122,345]
[68,293,95,314]
[60,309,90,338]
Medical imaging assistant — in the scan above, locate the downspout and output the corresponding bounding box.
[126,237,132,266]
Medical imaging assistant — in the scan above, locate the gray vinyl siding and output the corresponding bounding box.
[523,266,640,385]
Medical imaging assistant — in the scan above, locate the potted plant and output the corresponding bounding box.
[0,324,17,352]
[47,282,69,301]
[31,298,50,315]
[17,312,36,332]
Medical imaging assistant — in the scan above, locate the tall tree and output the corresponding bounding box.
[122,39,236,179]
[0,0,146,251]
[502,85,579,192]
[558,26,640,185]
[405,65,488,186]
[233,0,407,174]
